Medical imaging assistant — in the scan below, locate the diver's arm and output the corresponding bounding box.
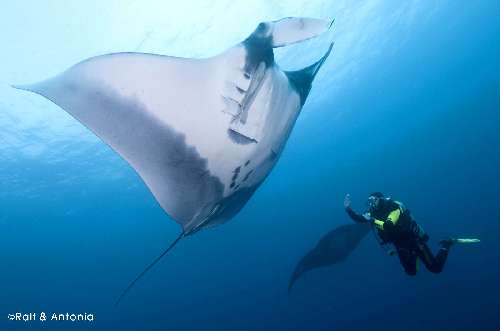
[345,207,371,223]
[344,194,371,223]
[373,208,401,230]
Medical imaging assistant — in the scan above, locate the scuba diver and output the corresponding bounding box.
[344,192,479,275]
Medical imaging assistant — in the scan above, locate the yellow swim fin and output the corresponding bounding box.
[454,238,480,244]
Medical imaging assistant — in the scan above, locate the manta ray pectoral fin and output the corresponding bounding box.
[285,42,334,105]
[288,223,370,292]
[269,17,334,48]
[13,53,225,233]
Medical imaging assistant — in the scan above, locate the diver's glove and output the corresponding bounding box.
[362,212,374,223]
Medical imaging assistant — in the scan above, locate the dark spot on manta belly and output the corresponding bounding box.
[243,169,254,182]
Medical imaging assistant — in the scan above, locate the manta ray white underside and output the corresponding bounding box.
[16,17,333,234]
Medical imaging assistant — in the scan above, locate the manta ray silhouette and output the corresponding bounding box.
[14,17,334,304]
[288,223,370,292]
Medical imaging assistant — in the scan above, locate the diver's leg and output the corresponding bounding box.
[417,243,449,274]
[396,247,418,276]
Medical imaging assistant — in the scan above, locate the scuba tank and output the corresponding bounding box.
[370,199,427,254]
[392,200,429,243]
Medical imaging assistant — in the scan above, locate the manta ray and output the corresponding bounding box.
[15,17,334,303]
[288,224,480,291]
[288,223,370,292]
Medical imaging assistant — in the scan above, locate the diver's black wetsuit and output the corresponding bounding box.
[346,200,450,275]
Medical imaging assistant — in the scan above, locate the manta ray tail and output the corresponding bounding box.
[115,232,185,306]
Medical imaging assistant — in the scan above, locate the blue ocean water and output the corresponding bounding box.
[1,1,499,330]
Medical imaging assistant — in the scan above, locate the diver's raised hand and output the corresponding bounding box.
[344,194,367,223]
[344,194,352,209]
